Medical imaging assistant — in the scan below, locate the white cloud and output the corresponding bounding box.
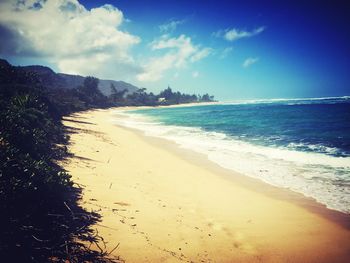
[220,47,233,59]
[0,0,141,80]
[137,34,211,82]
[190,47,213,62]
[242,57,259,68]
[159,19,186,33]
[192,71,199,78]
[213,26,265,42]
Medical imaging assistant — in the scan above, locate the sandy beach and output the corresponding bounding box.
[62,108,350,263]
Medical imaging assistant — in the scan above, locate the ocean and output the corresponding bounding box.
[114,96,350,214]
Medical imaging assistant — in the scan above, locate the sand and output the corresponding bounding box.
[62,108,350,263]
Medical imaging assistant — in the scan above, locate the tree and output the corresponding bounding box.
[159,86,173,100]
[82,76,99,96]
[201,93,210,101]
[76,77,109,107]
[109,84,127,104]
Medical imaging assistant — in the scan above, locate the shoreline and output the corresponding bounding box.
[117,121,350,230]
[62,107,350,262]
[115,101,221,111]
[113,105,350,219]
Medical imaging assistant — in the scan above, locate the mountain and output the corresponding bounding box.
[0,58,11,68]
[98,79,139,96]
[23,65,68,88]
[17,63,139,96]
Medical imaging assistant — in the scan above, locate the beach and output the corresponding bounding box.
[62,108,350,263]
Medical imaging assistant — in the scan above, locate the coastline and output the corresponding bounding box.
[116,101,221,111]
[62,107,350,263]
[117,119,350,230]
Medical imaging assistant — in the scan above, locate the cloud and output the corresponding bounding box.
[159,19,186,33]
[0,0,141,80]
[137,34,211,82]
[213,26,265,42]
[190,47,212,62]
[192,71,199,78]
[242,57,259,68]
[220,47,233,59]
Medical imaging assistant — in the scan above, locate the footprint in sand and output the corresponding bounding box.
[114,201,130,206]
[232,232,256,254]
[206,219,222,231]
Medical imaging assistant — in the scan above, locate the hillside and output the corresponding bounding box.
[20,64,139,96]
[1,58,215,107]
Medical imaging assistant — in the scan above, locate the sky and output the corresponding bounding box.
[0,0,349,100]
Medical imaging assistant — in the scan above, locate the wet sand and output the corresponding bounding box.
[62,108,350,263]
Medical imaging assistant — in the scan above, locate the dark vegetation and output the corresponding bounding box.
[20,65,139,96]
[121,86,215,106]
[0,58,214,261]
[0,60,120,262]
[18,61,215,106]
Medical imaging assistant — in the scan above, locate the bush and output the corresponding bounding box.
[0,60,116,262]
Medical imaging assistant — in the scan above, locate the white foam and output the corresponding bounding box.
[220,95,350,106]
[113,110,350,214]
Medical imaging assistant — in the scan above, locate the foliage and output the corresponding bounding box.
[77,77,109,107]
[109,84,128,105]
[0,60,117,262]
[126,86,215,106]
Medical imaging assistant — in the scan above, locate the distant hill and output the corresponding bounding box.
[98,79,139,96]
[14,63,139,96]
[0,58,11,68]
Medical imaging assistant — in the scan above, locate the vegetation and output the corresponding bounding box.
[158,87,214,105]
[110,86,215,106]
[0,58,215,261]
[0,60,117,262]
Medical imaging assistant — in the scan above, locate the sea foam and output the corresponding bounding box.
[113,109,350,214]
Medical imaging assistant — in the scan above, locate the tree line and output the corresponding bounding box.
[112,86,215,106]
[45,75,215,112]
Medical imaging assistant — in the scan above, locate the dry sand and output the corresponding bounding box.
[62,108,350,263]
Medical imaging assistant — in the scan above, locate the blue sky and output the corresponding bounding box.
[0,0,349,100]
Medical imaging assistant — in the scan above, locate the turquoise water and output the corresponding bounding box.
[115,97,350,213]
